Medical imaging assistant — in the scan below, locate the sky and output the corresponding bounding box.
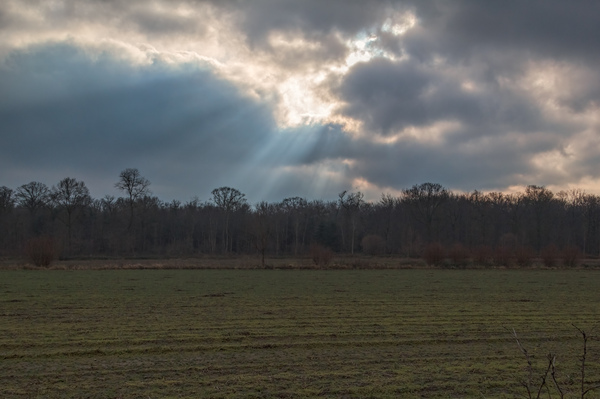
[1,1,600,203]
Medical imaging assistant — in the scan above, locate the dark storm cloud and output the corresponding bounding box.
[221,0,392,42]
[0,41,364,202]
[204,0,405,70]
[131,8,205,37]
[0,42,280,200]
[336,57,559,138]
[222,0,600,121]
[214,0,600,134]
[409,1,600,62]
[350,137,536,192]
[0,0,207,41]
[285,128,538,194]
[399,1,600,110]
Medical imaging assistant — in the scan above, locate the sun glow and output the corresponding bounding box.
[276,74,337,126]
[253,11,418,129]
[382,11,417,36]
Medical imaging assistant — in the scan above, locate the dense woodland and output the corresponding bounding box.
[1,168,599,263]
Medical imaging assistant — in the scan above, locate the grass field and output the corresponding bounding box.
[1,269,600,398]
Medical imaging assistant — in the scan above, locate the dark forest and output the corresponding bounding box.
[1,168,597,264]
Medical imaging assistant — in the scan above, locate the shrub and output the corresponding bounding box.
[310,243,334,267]
[361,234,385,255]
[472,245,493,266]
[562,245,580,267]
[540,244,559,267]
[493,246,513,267]
[448,243,469,267]
[514,246,535,267]
[24,236,57,267]
[423,243,446,266]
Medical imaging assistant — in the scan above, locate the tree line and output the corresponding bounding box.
[1,168,599,262]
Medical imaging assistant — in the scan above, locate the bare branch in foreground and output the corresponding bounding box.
[549,353,564,399]
[512,328,534,399]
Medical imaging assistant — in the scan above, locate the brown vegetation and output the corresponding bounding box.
[309,243,334,267]
[472,245,493,266]
[562,245,580,267]
[24,236,57,267]
[423,242,446,266]
[361,234,386,255]
[515,246,535,267]
[541,244,560,267]
[448,243,470,267]
[493,246,513,267]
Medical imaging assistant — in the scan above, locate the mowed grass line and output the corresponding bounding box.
[1,269,600,398]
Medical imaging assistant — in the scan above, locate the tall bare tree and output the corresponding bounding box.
[282,196,308,255]
[378,193,399,252]
[211,187,246,254]
[0,186,16,252]
[115,168,151,230]
[402,182,448,243]
[524,185,554,251]
[338,190,364,254]
[15,181,50,214]
[51,177,91,253]
[252,201,273,267]
[0,186,15,213]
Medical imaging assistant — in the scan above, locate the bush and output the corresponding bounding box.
[361,234,386,255]
[493,246,513,267]
[562,245,580,267]
[540,244,560,267]
[24,236,57,267]
[310,243,334,267]
[423,243,446,266]
[472,245,493,266]
[448,243,469,267]
[514,246,535,267]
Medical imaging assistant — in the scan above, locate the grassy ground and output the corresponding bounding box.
[1,269,600,398]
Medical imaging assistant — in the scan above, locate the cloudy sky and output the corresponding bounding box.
[2,1,600,203]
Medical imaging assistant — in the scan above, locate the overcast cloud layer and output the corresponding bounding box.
[1,0,600,202]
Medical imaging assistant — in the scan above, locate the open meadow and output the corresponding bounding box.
[1,268,600,398]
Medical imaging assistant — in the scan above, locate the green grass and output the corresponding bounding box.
[1,269,600,398]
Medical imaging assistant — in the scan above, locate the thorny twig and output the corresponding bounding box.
[549,353,564,399]
[535,354,553,399]
[512,325,600,399]
[512,328,534,399]
[572,324,600,398]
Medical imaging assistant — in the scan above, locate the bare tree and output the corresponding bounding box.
[252,201,273,267]
[51,177,91,253]
[282,196,308,255]
[15,181,50,214]
[378,193,399,253]
[524,185,554,251]
[0,186,15,213]
[402,182,448,243]
[115,168,151,230]
[468,190,491,247]
[338,190,364,255]
[0,186,16,253]
[211,187,246,254]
